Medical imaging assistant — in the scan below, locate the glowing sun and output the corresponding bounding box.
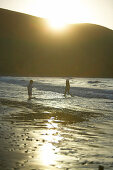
[29,0,93,30]
[48,18,67,30]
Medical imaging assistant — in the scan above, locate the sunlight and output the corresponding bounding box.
[46,0,84,30]
[33,118,62,166]
[39,127,61,166]
[48,18,67,30]
[31,0,92,30]
[40,143,57,165]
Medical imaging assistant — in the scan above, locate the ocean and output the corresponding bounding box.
[0,76,113,169]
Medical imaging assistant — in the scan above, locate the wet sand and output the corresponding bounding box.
[0,101,110,170]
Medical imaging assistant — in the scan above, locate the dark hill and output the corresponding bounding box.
[0,8,113,77]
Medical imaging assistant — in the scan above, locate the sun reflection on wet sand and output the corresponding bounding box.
[1,103,111,169]
[39,119,62,166]
[29,118,63,168]
[40,143,58,166]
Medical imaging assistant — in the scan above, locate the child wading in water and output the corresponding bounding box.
[64,79,72,97]
[27,80,33,100]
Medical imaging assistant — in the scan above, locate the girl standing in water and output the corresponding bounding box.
[64,79,72,97]
[27,80,33,100]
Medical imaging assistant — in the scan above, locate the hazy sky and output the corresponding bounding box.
[0,0,113,30]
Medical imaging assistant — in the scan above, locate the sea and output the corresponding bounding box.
[0,76,113,169]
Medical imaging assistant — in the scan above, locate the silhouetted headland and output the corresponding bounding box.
[0,8,113,77]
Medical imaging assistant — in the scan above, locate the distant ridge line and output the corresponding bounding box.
[0,8,113,77]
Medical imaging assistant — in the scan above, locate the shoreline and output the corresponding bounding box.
[0,97,100,115]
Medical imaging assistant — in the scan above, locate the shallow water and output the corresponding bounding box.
[0,77,113,169]
[0,76,113,113]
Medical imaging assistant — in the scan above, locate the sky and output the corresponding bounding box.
[0,0,113,30]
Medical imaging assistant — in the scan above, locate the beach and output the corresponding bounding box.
[0,100,89,170]
[0,100,113,170]
[1,3,113,169]
[0,77,113,169]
